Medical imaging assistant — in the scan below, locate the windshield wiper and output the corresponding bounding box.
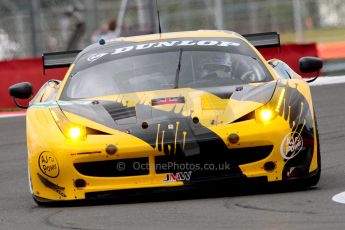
[174,48,183,89]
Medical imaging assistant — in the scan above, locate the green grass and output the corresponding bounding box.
[281,27,345,44]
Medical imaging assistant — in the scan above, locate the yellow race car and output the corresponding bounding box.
[9,30,322,205]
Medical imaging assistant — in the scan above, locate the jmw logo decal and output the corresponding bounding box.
[163,171,192,182]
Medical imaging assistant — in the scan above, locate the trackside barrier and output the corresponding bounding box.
[259,43,318,78]
[317,42,345,75]
[0,58,67,108]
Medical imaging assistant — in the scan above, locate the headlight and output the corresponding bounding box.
[50,107,86,141]
[259,109,273,122]
[256,107,275,123]
[67,125,86,141]
[275,88,286,113]
[255,88,286,124]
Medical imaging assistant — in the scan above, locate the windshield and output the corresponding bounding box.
[62,39,272,99]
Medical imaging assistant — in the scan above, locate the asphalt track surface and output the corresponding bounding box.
[1,83,345,230]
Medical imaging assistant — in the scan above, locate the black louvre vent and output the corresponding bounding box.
[101,101,136,121]
[155,145,273,176]
[74,158,149,177]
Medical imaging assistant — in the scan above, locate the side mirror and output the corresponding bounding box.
[299,57,323,73]
[8,82,33,109]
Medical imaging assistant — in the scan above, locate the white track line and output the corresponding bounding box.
[332,192,345,204]
[0,112,26,118]
[309,75,345,86]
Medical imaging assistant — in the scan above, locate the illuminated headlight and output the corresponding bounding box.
[275,88,286,112]
[67,125,86,141]
[255,88,286,124]
[50,107,86,141]
[256,108,275,123]
[259,109,273,122]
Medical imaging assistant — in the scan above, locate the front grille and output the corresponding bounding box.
[155,145,273,176]
[74,157,149,177]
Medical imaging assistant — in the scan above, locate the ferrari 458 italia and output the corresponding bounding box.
[8,30,322,205]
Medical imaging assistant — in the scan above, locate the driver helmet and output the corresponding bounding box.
[200,52,233,79]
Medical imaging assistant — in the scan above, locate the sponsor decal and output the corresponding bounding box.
[37,173,66,197]
[87,52,108,63]
[163,171,192,183]
[280,132,303,160]
[38,152,59,178]
[151,96,185,106]
[55,189,67,197]
[86,40,240,61]
[111,40,240,56]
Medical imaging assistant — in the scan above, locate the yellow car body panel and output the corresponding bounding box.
[25,30,320,203]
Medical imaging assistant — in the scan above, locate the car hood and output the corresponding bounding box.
[58,81,277,154]
[59,81,277,128]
